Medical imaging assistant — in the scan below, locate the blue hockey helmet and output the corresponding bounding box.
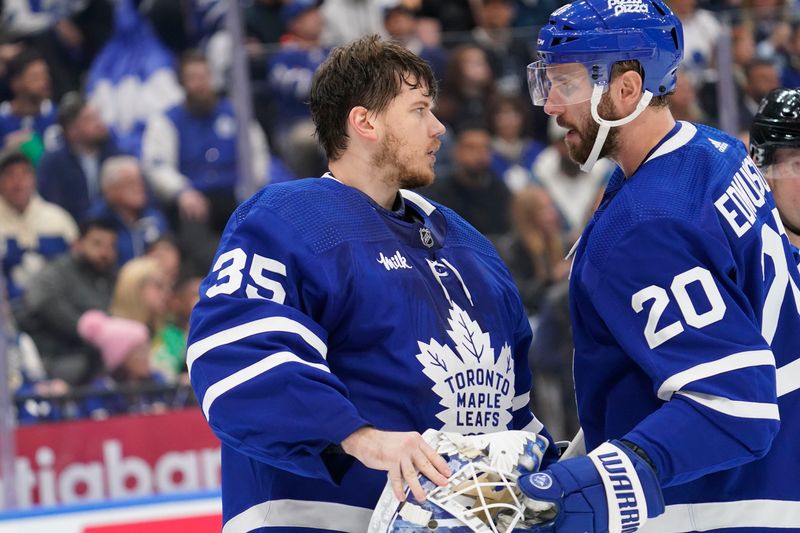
[528,0,683,106]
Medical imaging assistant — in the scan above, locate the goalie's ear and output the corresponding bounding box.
[368,430,551,533]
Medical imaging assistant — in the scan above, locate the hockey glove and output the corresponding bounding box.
[517,440,665,533]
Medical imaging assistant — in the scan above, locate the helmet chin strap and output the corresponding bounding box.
[580,85,654,172]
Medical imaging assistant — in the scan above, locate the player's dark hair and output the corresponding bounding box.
[611,60,670,108]
[309,34,438,161]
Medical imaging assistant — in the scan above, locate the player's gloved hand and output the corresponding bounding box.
[517,440,665,533]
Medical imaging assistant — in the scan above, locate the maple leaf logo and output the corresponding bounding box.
[416,303,514,433]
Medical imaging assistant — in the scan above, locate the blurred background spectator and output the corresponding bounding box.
[110,257,171,336]
[37,92,120,222]
[470,0,533,95]
[1,0,113,99]
[89,156,169,266]
[436,44,496,132]
[488,94,543,191]
[142,50,267,273]
[531,118,610,242]
[16,219,117,386]
[0,50,58,161]
[262,0,328,177]
[152,273,202,384]
[78,310,165,418]
[0,150,77,303]
[425,124,512,239]
[145,236,182,286]
[497,185,568,315]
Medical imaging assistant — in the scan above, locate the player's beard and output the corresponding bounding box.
[562,95,620,165]
[372,130,437,190]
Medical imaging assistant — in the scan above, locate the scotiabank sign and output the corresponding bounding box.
[7,408,221,507]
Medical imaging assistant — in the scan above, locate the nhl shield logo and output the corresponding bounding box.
[420,227,434,248]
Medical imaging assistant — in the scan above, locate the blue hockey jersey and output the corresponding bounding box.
[569,121,800,532]
[188,176,557,533]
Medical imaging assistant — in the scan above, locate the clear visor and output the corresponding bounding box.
[527,61,603,107]
[761,150,800,181]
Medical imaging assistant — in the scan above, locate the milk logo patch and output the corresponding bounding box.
[416,303,514,432]
[607,0,649,16]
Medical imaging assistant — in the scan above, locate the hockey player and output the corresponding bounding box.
[516,1,800,532]
[187,35,558,533]
[750,87,800,249]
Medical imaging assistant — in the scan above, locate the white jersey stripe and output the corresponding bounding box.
[520,416,544,434]
[399,189,436,216]
[657,350,775,400]
[512,392,530,411]
[203,352,330,420]
[676,391,780,420]
[187,317,327,374]
[644,121,697,164]
[640,499,800,532]
[777,357,800,397]
[222,498,372,533]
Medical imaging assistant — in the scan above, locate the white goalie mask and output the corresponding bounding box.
[369,429,553,533]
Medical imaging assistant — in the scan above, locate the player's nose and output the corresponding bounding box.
[430,115,446,138]
[544,98,565,117]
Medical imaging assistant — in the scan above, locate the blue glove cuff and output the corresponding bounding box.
[518,440,664,533]
[587,440,665,531]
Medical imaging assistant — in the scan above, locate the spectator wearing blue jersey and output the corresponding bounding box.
[37,92,120,222]
[0,50,58,162]
[264,0,328,177]
[141,50,268,272]
[487,94,545,191]
[517,1,800,532]
[0,150,77,303]
[778,23,800,88]
[88,156,168,267]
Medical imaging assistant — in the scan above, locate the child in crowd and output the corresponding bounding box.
[77,310,165,418]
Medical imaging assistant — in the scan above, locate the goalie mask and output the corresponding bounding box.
[369,430,552,533]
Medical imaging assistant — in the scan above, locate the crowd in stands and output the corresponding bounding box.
[0,0,797,438]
